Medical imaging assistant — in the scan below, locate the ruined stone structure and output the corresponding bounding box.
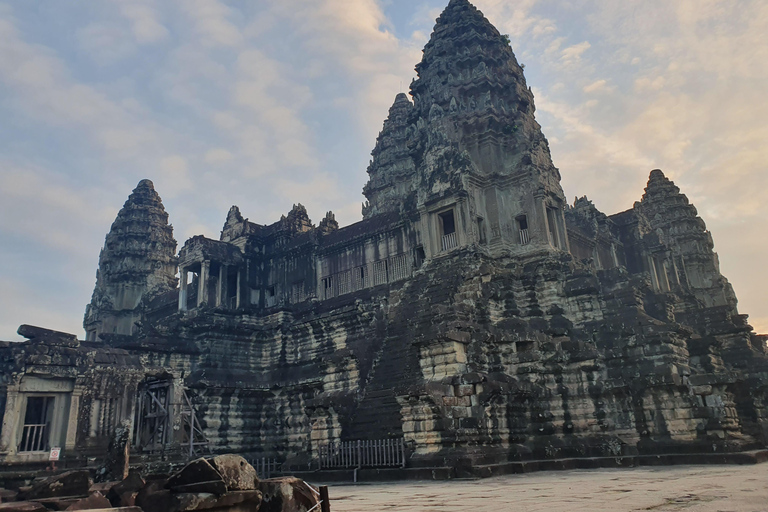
[1,0,766,473]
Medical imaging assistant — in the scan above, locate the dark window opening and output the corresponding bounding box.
[516,215,530,245]
[546,207,561,249]
[323,276,334,299]
[226,271,238,308]
[19,396,54,452]
[477,217,487,245]
[439,210,458,251]
[439,210,456,235]
[414,246,426,268]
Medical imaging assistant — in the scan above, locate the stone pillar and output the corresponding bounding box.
[65,387,83,452]
[0,388,22,456]
[179,267,188,312]
[197,261,210,308]
[235,267,242,309]
[216,263,228,307]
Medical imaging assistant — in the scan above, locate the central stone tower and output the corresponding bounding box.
[364,0,568,258]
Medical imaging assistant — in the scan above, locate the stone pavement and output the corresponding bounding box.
[322,464,768,511]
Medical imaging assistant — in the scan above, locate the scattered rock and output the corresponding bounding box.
[0,490,18,503]
[135,480,175,512]
[65,492,111,511]
[0,503,48,512]
[107,471,144,507]
[258,477,320,512]
[175,490,262,511]
[18,471,90,501]
[166,458,224,494]
[211,455,258,491]
[32,497,80,510]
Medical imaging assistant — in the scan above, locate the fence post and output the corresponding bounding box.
[319,486,331,512]
[356,440,362,469]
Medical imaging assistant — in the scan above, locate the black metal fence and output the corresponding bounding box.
[248,457,281,479]
[318,438,406,469]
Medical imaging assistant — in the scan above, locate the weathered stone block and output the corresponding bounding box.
[257,478,319,512]
[211,455,258,491]
[19,471,91,501]
[65,492,112,510]
[0,503,48,512]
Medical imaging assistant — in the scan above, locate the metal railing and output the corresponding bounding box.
[19,423,48,452]
[318,439,406,469]
[441,232,458,251]
[519,228,530,245]
[248,457,281,479]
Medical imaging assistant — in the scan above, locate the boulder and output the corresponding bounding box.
[31,498,80,510]
[107,471,144,507]
[135,480,175,512]
[65,492,111,511]
[0,489,18,503]
[211,455,258,491]
[166,458,225,495]
[258,478,320,512]
[176,490,262,511]
[77,509,142,512]
[18,471,91,500]
[0,503,48,512]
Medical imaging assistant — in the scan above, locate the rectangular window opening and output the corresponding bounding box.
[19,396,55,452]
[439,209,458,251]
[546,207,561,249]
[516,215,530,245]
[477,217,487,245]
[414,246,426,269]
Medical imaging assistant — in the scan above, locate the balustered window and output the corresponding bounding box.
[517,215,530,245]
[439,209,458,251]
[389,254,409,282]
[373,260,388,286]
[19,396,54,452]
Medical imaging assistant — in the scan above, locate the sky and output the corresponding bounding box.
[0,0,766,341]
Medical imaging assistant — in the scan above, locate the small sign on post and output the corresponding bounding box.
[48,447,61,472]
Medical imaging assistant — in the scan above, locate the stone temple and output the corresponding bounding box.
[1,0,766,475]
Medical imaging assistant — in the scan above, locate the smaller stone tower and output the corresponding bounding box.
[84,179,177,340]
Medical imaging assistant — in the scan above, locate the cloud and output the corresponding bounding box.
[205,148,234,164]
[583,79,610,94]
[118,2,169,44]
[176,0,243,47]
[561,41,591,64]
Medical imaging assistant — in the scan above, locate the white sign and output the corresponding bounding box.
[49,447,61,461]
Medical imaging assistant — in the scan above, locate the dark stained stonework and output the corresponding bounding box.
[84,179,178,341]
[1,0,766,475]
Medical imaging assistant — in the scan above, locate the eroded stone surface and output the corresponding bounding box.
[0,0,766,476]
[258,478,319,512]
[83,179,177,340]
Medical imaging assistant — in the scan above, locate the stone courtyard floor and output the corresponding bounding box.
[321,464,768,511]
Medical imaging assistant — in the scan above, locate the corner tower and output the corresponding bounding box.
[84,180,177,340]
[363,0,568,258]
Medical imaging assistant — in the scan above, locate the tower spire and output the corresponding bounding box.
[84,180,177,340]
